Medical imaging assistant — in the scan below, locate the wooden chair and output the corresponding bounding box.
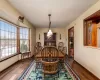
[58,42,64,51]
[58,42,67,66]
[41,46,59,61]
[41,47,59,77]
[42,60,58,74]
[34,42,42,56]
[34,42,42,71]
[35,58,42,72]
[62,47,67,54]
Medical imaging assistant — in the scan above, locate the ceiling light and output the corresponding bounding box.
[47,14,53,38]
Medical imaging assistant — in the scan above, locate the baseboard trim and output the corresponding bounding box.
[74,60,100,80]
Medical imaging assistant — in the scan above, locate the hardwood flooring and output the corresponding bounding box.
[0,58,99,80]
[0,58,32,80]
[66,57,99,80]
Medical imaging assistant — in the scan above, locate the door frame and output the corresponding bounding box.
[68,27,74,58]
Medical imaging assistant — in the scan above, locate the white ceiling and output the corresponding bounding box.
[8,0,98,27]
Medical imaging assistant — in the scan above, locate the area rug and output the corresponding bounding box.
[18,61,80,80]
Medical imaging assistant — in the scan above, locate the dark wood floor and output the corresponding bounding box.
[66,57,99,80]
[0,58,32,80]
[0,58,99,80]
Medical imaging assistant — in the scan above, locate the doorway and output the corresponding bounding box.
[68,27,74,58]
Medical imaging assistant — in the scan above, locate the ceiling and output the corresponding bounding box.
[8,0,98,27]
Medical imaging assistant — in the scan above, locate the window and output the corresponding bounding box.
[0,20,17,59]
[20,27,30,53]
[84,10,100,47]
[0,19,30,61]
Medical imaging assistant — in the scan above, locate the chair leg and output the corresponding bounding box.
[44,73,45,80]
[58,71,59,78]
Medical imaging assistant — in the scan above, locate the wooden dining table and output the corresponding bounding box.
[35,51,65,62]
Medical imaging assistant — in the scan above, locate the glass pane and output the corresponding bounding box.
[5,31,9,39]
[20,34,23,39]
[11,25,16,33]
[1,30,5,39]
[8,47,12,55]
[26,35,28,39]
[0,21,17,59]
[5,23,9,31]
[13,34,16,39]
[3,48,9,57]
[23,28,28,34]
[9,40,12,48]
[1,40,6,48]
[20,28,23,34]
[23,35,26,39]
[4,31,7,39]
[14,46,17,53]
[25,28,28,35]
[0,21,5,30]
[0,21,1,29]
[8,32,11,39]
[11,33,15,39]
[12,47,15,54]
[8,25,12,32]
[19,27,29,53]
[1,40,3,49]
[20,40,29,53]
[1,48,4,58]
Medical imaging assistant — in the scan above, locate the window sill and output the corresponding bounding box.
[0,53,19,62]
[84,46,100,50]
[20,51,31,54]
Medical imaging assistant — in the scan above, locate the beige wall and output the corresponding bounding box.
[0,0,100,78]
[36,28,66,47]
[0,0,36,71]
[65,0,100,79]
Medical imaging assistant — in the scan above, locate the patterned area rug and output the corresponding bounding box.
[18,61,80,80]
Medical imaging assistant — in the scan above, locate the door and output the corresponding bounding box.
[68,27,74,58]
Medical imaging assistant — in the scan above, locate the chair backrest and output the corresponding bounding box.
[34,42,42,55]
[41,47,59,74]
[58,42,64,47]
[36,42,41,47]
[62,47,67,54]
[41,46,59,61]
[58,42,64,51]
[42,60,58,74]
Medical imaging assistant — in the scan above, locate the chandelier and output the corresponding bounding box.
[47,14,53,38]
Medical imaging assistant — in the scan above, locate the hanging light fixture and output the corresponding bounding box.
[47,14,53,38]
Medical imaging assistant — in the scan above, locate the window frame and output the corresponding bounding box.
[83,10,100,47]
[0,17,30,61]
[19,27,30,53]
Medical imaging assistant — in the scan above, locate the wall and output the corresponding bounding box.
[0,0,36,71]
[65,0,100,79]
[36,28,66,47]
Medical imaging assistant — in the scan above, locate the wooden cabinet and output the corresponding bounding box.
[68,27,74,58]
[84,10,100,47]
[69,49,74,57]
[44,33,56,46]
